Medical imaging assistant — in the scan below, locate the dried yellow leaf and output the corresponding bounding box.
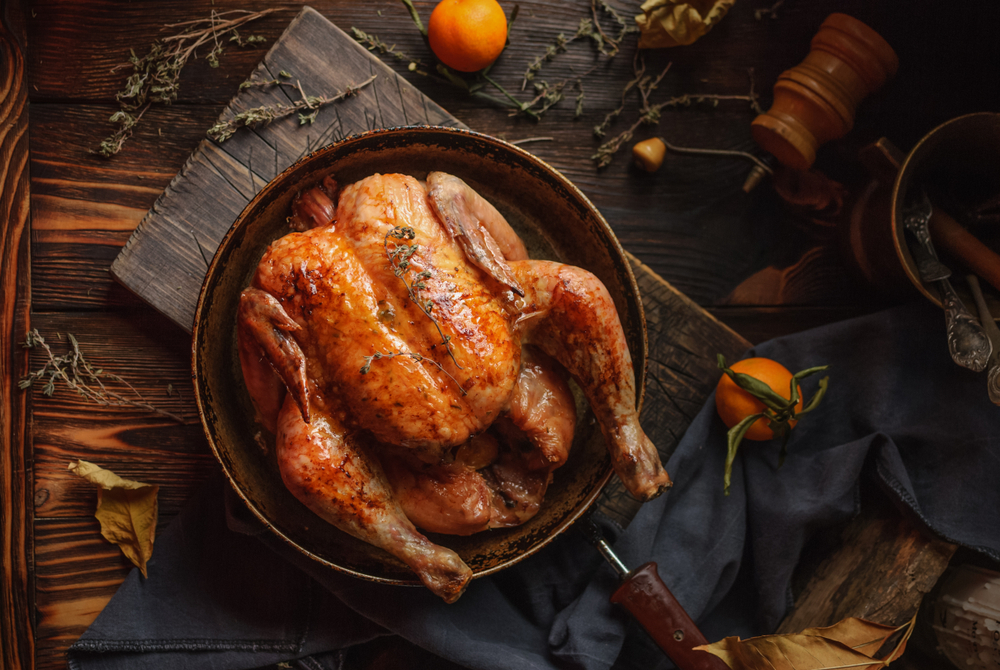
[68,460,159,578]
[634,0,737,49]
[695,613,916,669]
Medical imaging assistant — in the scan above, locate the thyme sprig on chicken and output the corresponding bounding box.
[360,227,467,396]
[384,226,463,370]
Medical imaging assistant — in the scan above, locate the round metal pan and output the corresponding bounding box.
[192,126,647,585]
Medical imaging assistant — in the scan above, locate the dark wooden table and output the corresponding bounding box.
[3,0,998,668]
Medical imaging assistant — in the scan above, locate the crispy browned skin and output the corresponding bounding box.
[247,174,520,458]
[237,172,671,601]
[511,260,673,502]
[426,171,528,295]
[276,395,472,602]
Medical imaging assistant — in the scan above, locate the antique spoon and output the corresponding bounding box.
[966,275,1000,404]
[904,191,992,372]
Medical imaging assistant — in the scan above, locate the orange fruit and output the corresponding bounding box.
[715,357,803,441]
[427,0,508,73]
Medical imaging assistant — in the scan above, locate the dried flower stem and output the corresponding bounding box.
[20,330,186,423]
[95,8,275,157]
[207,74,377,142]
[592,65,764,168]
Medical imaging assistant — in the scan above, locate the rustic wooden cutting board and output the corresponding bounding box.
[109,6,464,331]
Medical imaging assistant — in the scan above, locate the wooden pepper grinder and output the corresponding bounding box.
[751,13,899,171]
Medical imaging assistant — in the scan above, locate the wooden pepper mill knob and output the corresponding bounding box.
[751,13,899,170]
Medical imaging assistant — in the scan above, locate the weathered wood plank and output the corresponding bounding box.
[109,6,467,331]
[0,1,35,668]
[24,311,215,521]
[777,487,956,633]
[33,516,173,670]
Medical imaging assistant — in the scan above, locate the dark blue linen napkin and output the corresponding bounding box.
[68,302,1000,670]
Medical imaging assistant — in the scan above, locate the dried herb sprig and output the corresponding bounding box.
[521,0,636,88]
[360,351,466,394]
[359,227,467,395]
[589,0,636,57]
[351,27,426,74]
[238,70,292,91]
[593,53,663,139]
[592,66,763,168]
[207,74,377,142]
[95,8,276,157]
[521,19,594,89]
[20,329,186,423]
[383,226,462,370]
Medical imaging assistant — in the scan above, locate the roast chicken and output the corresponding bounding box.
[237,171,671,602]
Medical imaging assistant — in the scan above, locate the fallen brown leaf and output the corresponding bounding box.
[68,460,159,577]
[695,613,916,669]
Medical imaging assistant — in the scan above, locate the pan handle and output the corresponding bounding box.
[610,562,729,670]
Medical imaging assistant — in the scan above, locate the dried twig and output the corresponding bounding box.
[522,0,636,88]
[95,8,276,157]
[351,27,426,73]
[510,136,554,145]
[207,74,377,142]
[592,66,763,168]
[20,330,186,423]
[594,52,654,138]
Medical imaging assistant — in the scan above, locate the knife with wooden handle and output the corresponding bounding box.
[581,520,730,670]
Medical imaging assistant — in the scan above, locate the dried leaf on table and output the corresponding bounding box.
[635,0,737,48]
[68,460,159,577]
[694,613,917,669]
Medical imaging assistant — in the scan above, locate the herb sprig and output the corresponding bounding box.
[95,8,276,157]
[20,329,186,423]
[592,62,764,168]
[207,74,377,142]
[359,226,467,396]
[384,226,462,369]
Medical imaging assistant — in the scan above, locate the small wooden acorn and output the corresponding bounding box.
[751,13,899,171]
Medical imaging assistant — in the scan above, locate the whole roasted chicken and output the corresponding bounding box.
[237,172,671,603]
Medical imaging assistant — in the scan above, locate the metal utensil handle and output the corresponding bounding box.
[939,278,992,372]
[610,562,729,670]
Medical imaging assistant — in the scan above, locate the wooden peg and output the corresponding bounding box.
[752,13,899,170]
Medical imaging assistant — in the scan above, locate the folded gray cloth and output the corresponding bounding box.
[68,302,1000,670]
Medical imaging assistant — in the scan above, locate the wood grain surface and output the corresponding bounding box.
[777,487,957,634]
[11,0,1000,668]
[1,1,34,668]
